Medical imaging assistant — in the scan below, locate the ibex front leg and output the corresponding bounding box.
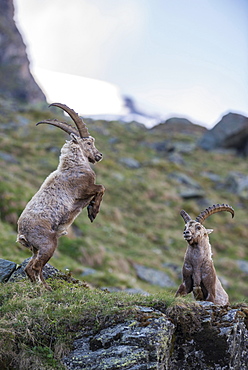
[87,184,105,222]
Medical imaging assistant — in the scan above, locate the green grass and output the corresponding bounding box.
[0,277,176,369]
[1,275,245,369]
[0,105,248,303]
[1,105,248,368]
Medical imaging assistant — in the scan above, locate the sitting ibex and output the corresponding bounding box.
[175,204,234,305]
[17,103,105,290]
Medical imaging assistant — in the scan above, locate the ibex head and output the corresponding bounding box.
[37,103,103,164]
[180,204,234,246]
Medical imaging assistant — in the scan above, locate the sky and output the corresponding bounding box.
[14,0,248,128]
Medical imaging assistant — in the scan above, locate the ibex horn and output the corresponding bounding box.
[180,210,192,223]
[36,119,80,137]
[195,204,235,224]
[49,103,90,138]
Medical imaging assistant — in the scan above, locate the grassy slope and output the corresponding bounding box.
[0,106,248,303]
[1,105,248,368]
[0,277,181,369]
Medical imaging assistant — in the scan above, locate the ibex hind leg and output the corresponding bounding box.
[176,274,193,297]
[25,248,39,283]
[26,234,57,291]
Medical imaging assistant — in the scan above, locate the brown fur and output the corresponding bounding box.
[176,219,229,305]
[17,134,105,290]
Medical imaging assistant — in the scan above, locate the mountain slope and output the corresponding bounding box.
[0,106,248,303]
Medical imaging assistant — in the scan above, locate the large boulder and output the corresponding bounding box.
[63,303,248,369]
[63,306,175,369]
[8,258,59,282]
[198,113,248,156]
[0,258,16,282]
[0,258,59,283]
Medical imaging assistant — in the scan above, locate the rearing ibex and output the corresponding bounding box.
[175,204,234,305]
[17,103,105,290]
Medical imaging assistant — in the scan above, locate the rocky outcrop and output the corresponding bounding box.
[63,302,248,370]
[63,306,175,370]
[0,257,58,283]
[223,171,248,199]
[151,117,207,137]
[0,0,46,103]
[1,258,248,369]
[198,113,248,156]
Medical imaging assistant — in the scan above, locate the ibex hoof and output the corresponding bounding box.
[193,286,204,300]
[87,204,96,222]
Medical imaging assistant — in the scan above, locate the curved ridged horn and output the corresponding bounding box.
[49,103,90,138]
[180,210,192,223]
[195,204,235,224]
[36,119,80,136]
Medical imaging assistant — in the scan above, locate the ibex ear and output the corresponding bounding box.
[206,229,213,234]
[70,133,79,143]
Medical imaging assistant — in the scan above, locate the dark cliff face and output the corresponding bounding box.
[198,113,248,156]
[0,0,46,103]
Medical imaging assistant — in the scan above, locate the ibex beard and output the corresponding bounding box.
[17,103,105,291]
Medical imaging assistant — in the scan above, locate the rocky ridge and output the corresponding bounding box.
[62,303,248,370]
[198,113,248,156]
[1,258,248,369]
[0,0,46,104]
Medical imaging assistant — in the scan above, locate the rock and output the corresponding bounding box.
[167,152,185,165]
[0,151,20,164]
[63,303,248,369]
[145,140,195,155]
[134,264,176,288]
[119,157,141,169]
[236,260,248,274]
[63,306,175,370]
[108,137,119,145]
[198,113,248,156]
[82,268,97,276]
[8,258,59,282]
[0,258,17,282]
[224,171,248,199]
[0,0,46,103]
[162,263,182,279]
[201,171,222,183]
[169,302,248,369]
[173,141,196,153]
[169,172,201,189]
[179,188,205,199]
[169,172,205,199]
[148,140,174,153]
